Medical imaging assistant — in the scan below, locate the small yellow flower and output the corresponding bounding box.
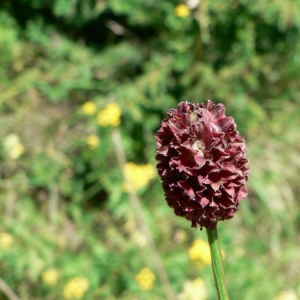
[97,102,122,127]
[188,239,211,267]
[178,278,207,300]
[82,101,97,115]
[42,268,60,286]
[123,163,156,192]
[174,4,191,18]
[0,232,14,250]
[188,239,225,268]
[4,134,24,159]
[63,277,89,299]
[86,135,100,149]
[135,268,156,291]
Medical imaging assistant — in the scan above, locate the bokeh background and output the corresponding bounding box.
[1,0,300,299]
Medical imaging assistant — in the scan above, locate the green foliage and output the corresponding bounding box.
[1,0,300,299]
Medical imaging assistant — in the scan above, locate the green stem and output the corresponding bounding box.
[206,227,230,300]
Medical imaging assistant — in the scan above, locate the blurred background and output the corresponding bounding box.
[0,0,300,299]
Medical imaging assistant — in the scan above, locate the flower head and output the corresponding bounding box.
[188,238,226,267]
[175,4,191,18]
[63,277,89,299]
[42,268,60,286]
[97,102,122,127]
[188,239,211,267]
[86,134,100,149]
[135,268,156,291]
[82,101,97,115]
[155,101,250,229]
[123,162,156,192]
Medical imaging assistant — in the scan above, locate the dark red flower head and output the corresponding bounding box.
[155,101,250,230]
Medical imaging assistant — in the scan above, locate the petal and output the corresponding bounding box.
[157,145,170,156]
[218,117,234,131]
[194,155,207,168]
[178,180,196,198]
[211,181,221,191]
[199,197,210,207]
[212,103,226,120]
[237,185,248,201]
[201,108,214,124]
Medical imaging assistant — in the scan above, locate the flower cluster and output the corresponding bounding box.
[0,232,14,250]
[63,277,89,299]
[42,268,60,286]
[156,101,250,229]
[135,268,156,291]
[97,102,122,127]
[124,162,156,192]
[82,101,122,149]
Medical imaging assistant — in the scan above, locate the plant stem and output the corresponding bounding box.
[206,227,230,300]
[112,129,176,300]
[0,277,21,300]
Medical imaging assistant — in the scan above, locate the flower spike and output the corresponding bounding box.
[156,101,250,229]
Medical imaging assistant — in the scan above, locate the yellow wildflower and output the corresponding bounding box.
[178,278,207,300]
[188,239,211,267]
[86,135,100,149]
[274,290,298,300]
[97,102,122,127]
[135,268,156,291]
[189,239,225,267]
[0,232,14,250]
[42,268,60,286]
[4,134,24,159]
[174,4,191,18]
[63,277,89,299]
[123,162,156,192]
[82,101,97,115]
